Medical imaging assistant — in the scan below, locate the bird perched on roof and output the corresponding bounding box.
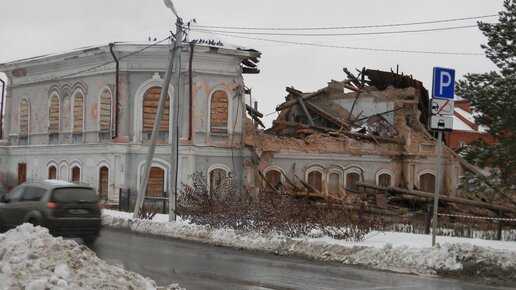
[163,0,179,18]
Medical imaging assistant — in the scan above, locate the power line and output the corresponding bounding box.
[192,14,497,31]
[40,36,171,83]
[194,30,484,56]
[192,24,478,37]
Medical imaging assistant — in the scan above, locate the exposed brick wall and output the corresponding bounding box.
[210,91,228,133]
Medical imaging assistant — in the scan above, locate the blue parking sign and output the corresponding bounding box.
[432,67,455,99]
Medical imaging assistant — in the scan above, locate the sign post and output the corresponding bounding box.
[430,67,455,247]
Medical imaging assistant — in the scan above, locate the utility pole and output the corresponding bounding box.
[169,18,182,222]
[133,15,183,218]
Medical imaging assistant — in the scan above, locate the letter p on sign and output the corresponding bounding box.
[432,67,455,100]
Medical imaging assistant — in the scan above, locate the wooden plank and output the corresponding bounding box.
[356,182,516,213]
[343,67,362,87]
[257,170,279,194]
[297,97,315,126]
[304,101,350,130]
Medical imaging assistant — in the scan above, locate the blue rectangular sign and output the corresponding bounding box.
[432,67,455,100]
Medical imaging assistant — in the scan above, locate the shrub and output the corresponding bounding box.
[178,172,378,241]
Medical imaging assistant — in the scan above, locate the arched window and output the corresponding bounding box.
[147,167,165,197]
[419,173,436,193]
[210,91,228,134]
[307,170,323,192]
[19,99,29,136]
[378,173,392,187]
[48,166,57,179]
[209,168,228,192]
[142,86,169,140]
[71,166,81,182]
[99,88,112,140]
[346,172,360,192]
[73,92,84,141]
[265,169,282,189]
[328,172,341,194]
[49,94,60,143]
[19,99,29,145]
[98,166,109,200]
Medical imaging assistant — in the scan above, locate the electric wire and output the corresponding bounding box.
[193,30,484,56]
[38,36,172,83]
[191,24,478,37]
[191,14,497,31]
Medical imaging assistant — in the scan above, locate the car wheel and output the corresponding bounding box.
[27,218,40,227]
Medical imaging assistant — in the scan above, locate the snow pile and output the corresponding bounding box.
[103,210,516,281]
[0,223,182,290]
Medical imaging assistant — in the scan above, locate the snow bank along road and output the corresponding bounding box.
[102,210,516,287]
[0,223,182,289]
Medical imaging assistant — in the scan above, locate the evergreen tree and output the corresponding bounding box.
[456,0,516,189]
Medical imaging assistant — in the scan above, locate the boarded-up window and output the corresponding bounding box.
[346,172,360,192]
[328,172,340,194]
[419,173,435,193]
[210,91,228,133]
[18,163,26,185]
[308,171,322,192]
[49,95,59,132]
[20,99,29,135]
[71,166,80,182]
[147,167,165,197]
[48,166,57,179]
[100,89,112,132]
[99,166,109,200]
[265,169,282,189]
[143,87,169,133]
[209,168,227,192]
[378,173,392,187]
[74,93,84,133]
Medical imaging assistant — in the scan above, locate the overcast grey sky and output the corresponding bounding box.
[0,0,504,126]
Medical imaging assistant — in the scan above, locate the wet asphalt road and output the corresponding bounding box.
[91,228,502,290]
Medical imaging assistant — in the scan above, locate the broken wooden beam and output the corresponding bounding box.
[245,104,264,118]
[272,120,406,145]
[297,97,315,126]
[304,100,350,130]
[249,114,265,128]
[295,174,321,195]
[343,67,362,88]
[280,170,302,191]
[257,170,279,194]
[356,182,516,213]
[339,130,406,145]
[443,146,516,207]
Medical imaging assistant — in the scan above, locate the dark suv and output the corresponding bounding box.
[0,180,101,244]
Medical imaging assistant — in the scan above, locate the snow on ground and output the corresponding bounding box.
[0,223,182,290]
[103,210,516,282]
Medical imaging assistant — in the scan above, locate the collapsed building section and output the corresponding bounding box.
[244,67,515,220]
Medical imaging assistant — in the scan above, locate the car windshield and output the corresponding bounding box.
[52,187,98,203]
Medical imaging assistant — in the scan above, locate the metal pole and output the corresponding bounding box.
[432,130,443,246]
[0,78,5,140]
[169,19,183,222]
[133,19,182,218]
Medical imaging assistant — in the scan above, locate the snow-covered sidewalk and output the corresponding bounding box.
[0,223,182,290]
[103,209,516,283]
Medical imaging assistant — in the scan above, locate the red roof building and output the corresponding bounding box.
[444,100,497,151]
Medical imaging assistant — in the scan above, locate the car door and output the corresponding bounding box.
[19,186,47,223]
[0,186,26,228]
